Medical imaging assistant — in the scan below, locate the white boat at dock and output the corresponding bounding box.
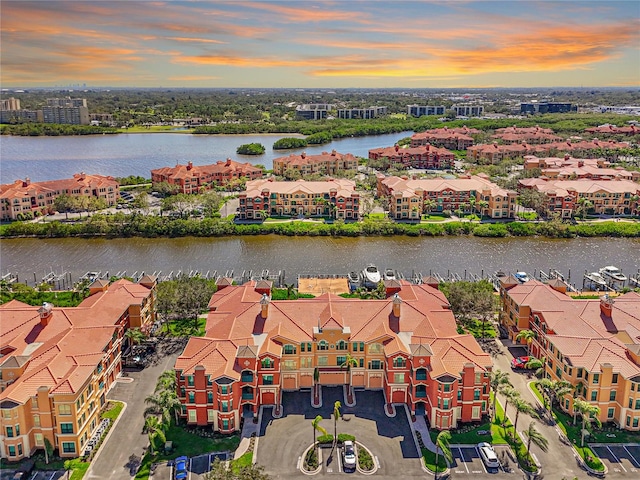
[599,266,627,282]
[362,265,381,288]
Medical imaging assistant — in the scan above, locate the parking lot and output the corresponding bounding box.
[450,445,517,477]
[591,444,640,477]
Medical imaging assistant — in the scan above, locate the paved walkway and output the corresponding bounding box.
[412,415,439,452]
[85,338,184,480]
[234,416,259,458]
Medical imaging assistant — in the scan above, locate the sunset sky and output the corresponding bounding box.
[1,0,639,88]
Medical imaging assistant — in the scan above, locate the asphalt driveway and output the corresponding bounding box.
[256,387,424,479]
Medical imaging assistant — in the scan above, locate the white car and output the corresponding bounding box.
[477,442,500,469]
[342,440,356,469]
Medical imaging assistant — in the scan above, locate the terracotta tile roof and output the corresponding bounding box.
[244,178,356,197]
[381,175,515,198]
[427,336,492,379]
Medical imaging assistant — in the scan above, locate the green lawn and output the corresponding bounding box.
[420,215,448,222]
[120,125,194,134]
[421,447,448,474]
[231,452,253,473]
[462,319,497,339]
[101,401,124,421]
[166,317,206,336]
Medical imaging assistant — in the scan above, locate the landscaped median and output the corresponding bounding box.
[529,381,606,475]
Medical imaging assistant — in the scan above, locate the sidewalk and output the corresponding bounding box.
[234,416,258,458]
[412,415,439,452]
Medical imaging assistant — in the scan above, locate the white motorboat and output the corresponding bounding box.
[348,271,361,289]
[362,265,381,287]
[383,268,396,281]
[585,272,608,288]
[599,266,627,282]
[514,271,530,283]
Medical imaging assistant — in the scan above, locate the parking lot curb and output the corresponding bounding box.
[355,441,378,476]
[298,444,322,476]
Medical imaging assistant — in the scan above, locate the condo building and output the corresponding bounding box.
[151,160,263,194]
[523,155,639,182]
[337,106,387,119]
[377,175,517,220]
[174,280,492,432]
[237,178,359,220]
[499,280,640,430]
[272,151,359,177]
[368,144,455,170]
[407,105,446,117]
[0,278,157,460]
[411,127,480,150]
[0,174,120,221]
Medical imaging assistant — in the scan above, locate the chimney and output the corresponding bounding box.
[392,293,402,317]
[38,302,53,326]
[226,158,232,167]
[260,293,270,318]
[600,295,614,317]
[22,177,31,187]
[301,152,306,159]
[187,161,193,170]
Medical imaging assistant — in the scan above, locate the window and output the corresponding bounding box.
[369,360,382,370]
[188,392,195,403]
[208,410,215,422]
[472,406,480,419]
[6,426,13,438]
[337,356,346,367]
[443,399,450,409]
[263,375,273,385]
[60,423,74,434]
[608,408,615,419]
[207,376,213,386]
[416,368,427,381]
[283,344,297,355]
[393,357,406,368]
[593,373,599,384]
[577,367,583,378]
[474,389,480,400]
[261,358,274,369]
[300,357,313,368]
[612,374,619,384]
[457,390,462,401]
[610,391,617,401]
[8,445,15,457]
[283,360,296,370]
[58,404,72,415]
[635,418,639,428]
[207,392,213,403]
[443,383,451,393]
[317,356,328,366]
[187,375,195,387]
[221,401,229,413]
[337,340,347,351]
[62,442,76,454]
[394,373,404,383]
[591,391,597,401]
[635,399,640,410]
[222,419,229,430]
[301,342,312,352]
[475,373,481,384]
[318,341,328,351]
[369,343,382,354]
[32,397,38,409]
[188,410,197,423]
[221,385,229,395]
[34,415,40,427]
[35,433,44,447]
[241,371,254,382]
[15,424,20,436]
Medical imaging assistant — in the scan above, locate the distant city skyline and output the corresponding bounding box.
[1,0,639,89]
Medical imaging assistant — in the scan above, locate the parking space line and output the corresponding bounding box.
[458,447,469,473]
[607,446,627,472]
[189,457,193,480]
[475,446,487,474]
[208,453,212,472]
[624,445,640,468]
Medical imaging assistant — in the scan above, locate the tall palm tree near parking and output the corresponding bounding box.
[333,401,341,447]
[515,329,535,355]
[340,353,359,394]
[500,385,519,424]
[552,380,574,412]
[312,415,327,455]
[523,421,548,457]
[125,327,146,347]
[144,415,166,454]
[512,397,537,433]
[490,370,512,421]
[434,430,452,480]
[574,399,601,447]
[155,370,177,393]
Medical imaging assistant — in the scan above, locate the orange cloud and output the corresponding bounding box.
[241,2,372,24]
[166,37,227,44]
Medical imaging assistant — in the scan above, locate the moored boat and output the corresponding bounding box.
[599,265,627,282]
[362,264,381,288]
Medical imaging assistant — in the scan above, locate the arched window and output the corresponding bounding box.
[393,356,406,368]
[261,357,273,369]
[283,344,297,355]
[318,340,329,351]
[368,343,382,354]
[336,340,347,351]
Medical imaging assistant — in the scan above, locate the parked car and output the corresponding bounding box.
[477,442,500,469]
[342,440,357,469]
[174,456,188,480]
[511,356,532,369]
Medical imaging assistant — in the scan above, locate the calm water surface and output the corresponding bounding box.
[0,131,412,183]
[2,236,638,286]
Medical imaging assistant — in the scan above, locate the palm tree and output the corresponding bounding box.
[340,353,359,394]
[434,430,453,480]
[574,398,601,447]
[478,199,489,218]
[155,370,177,394]
[144,415,166,454]
[512,397,537,433]
[489,370,512,421]
[525,358,545,377]
[523,421,548,459]
[500,385,519,426]
[312,415,327,454]
[515,329,535,355]
[552,380,574,412]
[125,327,146,348]
[576,197,593,221]
[424,199,437,215]
[333,401,341,447]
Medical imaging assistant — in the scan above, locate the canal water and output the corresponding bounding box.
[0,131,412,183]
[2,236,638,287]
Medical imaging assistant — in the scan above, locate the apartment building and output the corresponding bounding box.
[518,178,640,217]
[0,98,21,110]
[523,155,638,182]
[0,174,120,221]
[585,125,640,136]
[151,160,263,194]
[337,106,387,119]
[466,143,532,164]
[452,105,484,117]
[368,144,455,170]
[377,175,516,220]
[0,278,156,460]
[407,105,446,117]
[499,280,640,430]
[42,98,89,125]
[174,279,492,432]
[492,129,562,145]
[520,102,574,114]
[295,104,335,120]
[272,151,358,177]
[237,178,359,220]
[411,126,480,150]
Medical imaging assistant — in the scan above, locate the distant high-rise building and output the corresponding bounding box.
[46,97,87,108]
[520,102,574,114]
[295,104,335,120]
[0,97,21,110]
[337,106,387,119]
[452,105,484,117]
[407,105,446,117]
[42,98,89,125]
